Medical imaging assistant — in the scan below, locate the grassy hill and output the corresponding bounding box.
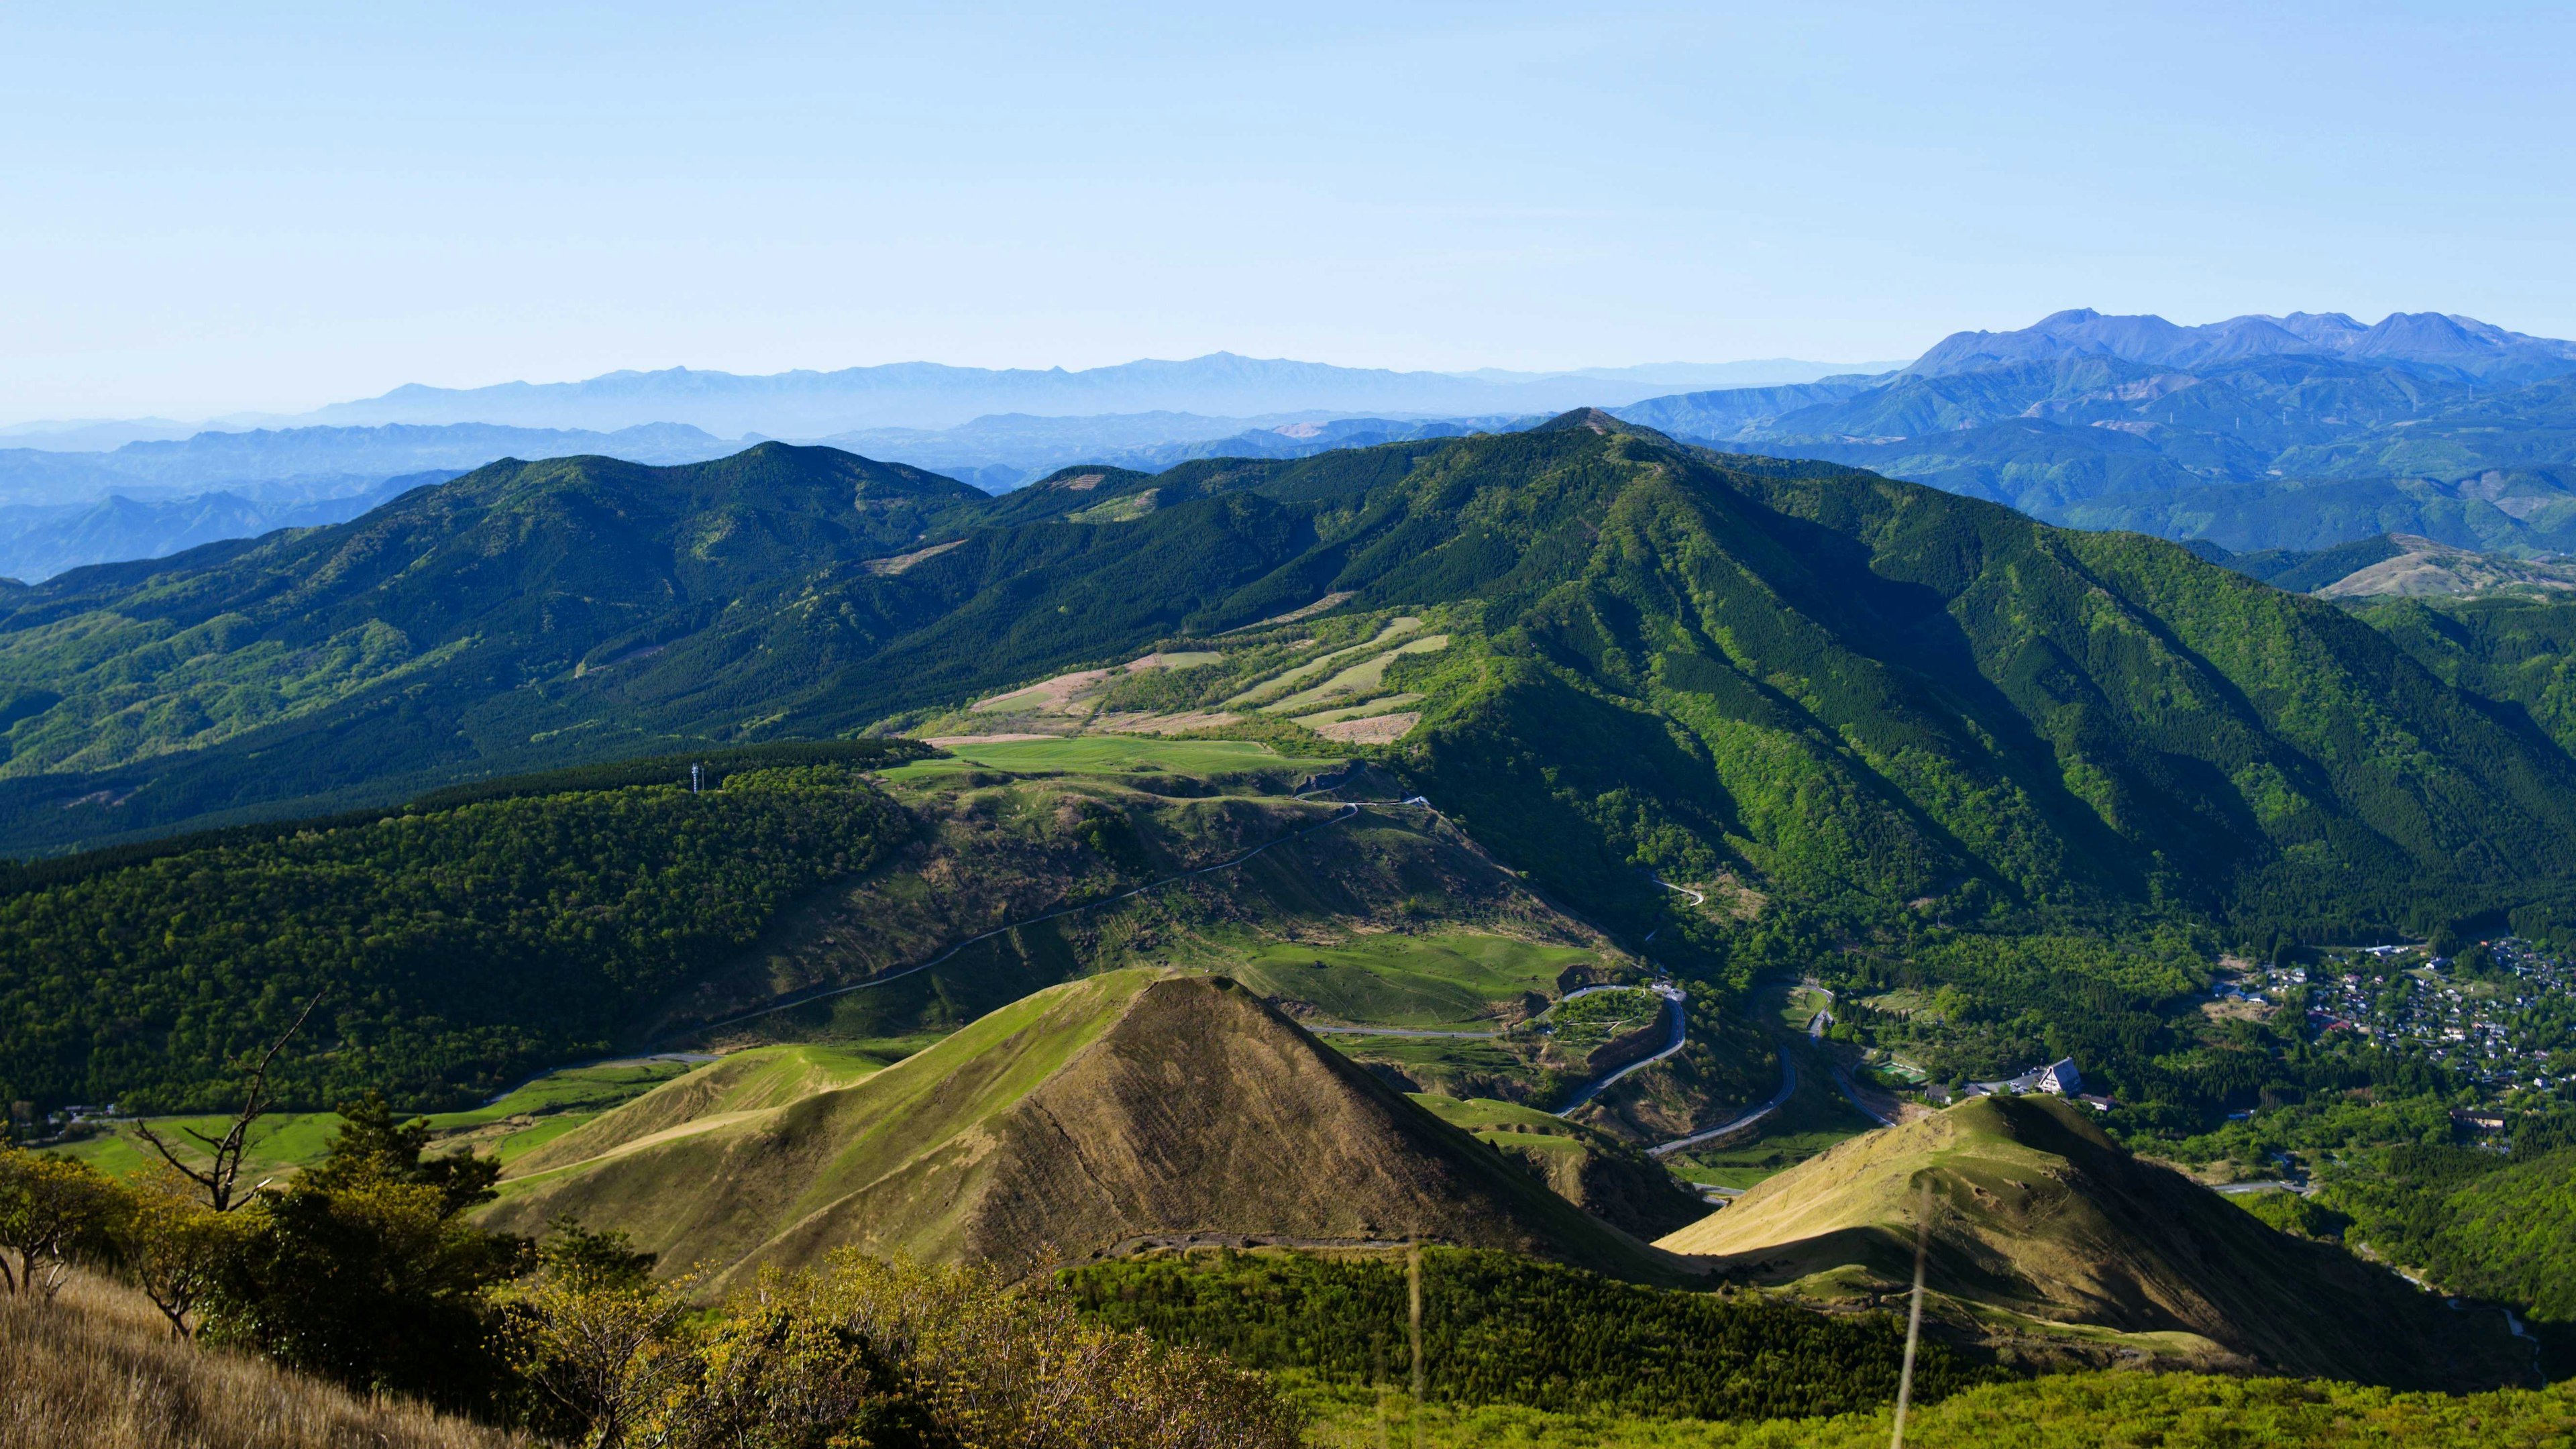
[3,1269,519,1449]
[1656,1095,2525,1389]
[1410,1093,1708,1240]
[482,970,1692,1286]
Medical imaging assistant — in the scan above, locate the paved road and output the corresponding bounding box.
[2212,1179,2310,1196]
[1648,1051,1798,1158]
[1556,982,1689,1115]
[1829,1059,1898,1127]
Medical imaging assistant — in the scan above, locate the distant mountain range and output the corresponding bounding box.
[10,310,2576,578]
[1613,311,2576,554]
[1908,308,2576,381]
[0,423,754,577]
[0,473,456,584]
[286,353,1894,436]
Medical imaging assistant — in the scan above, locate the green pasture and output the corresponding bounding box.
[54,1055,704,1180]
[1262,634,1450,714]
[1226,932,1599,1030]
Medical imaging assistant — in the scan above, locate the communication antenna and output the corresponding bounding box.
[1890,1176,1933,1449]
[691,763,702,794]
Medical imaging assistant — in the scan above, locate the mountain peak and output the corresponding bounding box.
[1907,307,2576,378]
[484,970,1674,1284]
[1536,407,1675,444]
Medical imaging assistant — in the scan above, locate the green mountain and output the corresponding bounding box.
[1617,351,2576,554]
[0,445,987,849]
[1657,1095,2527,1389]
[23,417,2576,1134]
[2062,473,2576,555]
[16,417,2576,945]
[480,970,1688,1284]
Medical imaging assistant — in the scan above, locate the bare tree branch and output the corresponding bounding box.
[129,989,328,1213]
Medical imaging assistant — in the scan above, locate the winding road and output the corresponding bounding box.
[1554,982,1690,1116]
[601,788,1863,1170]
[1647,1051,1797,1158]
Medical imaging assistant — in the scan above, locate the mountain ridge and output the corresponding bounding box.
[10,420,2576,959]
[299,352,1888,435]
[1908,307,2576,381]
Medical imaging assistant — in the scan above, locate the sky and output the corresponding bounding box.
[4,1,2572,421]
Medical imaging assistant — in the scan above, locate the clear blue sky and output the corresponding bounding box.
[4,1,2571,419]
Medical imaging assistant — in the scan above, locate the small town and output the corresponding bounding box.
[2232,937,2572,1106]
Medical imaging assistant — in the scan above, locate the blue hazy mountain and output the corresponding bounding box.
[0,473,459,583]
[0,421,754,508]
[1612,313,2576,553]
[292,352,1890,435]
[1907,308,2576,381]
[815,412,1540,491]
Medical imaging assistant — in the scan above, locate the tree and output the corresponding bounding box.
[511,1221,690,1448]
[129,989,326,1213]
[0,1147,117,1299]
[201,1091,525,1409]
[109,1169,252,1337]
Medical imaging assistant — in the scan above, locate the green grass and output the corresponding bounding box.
[1291,692,1424,728]
[1291,1371,2576,1448]
[1317,1034,1529,1076]
[51,1056,704,1180]
[1546,987,1662,1056]
[1220,617,1425,707]
[1261,635,1452,714]
[1778,986,1832,1033]
[1226,932,1601,1030]
[53,1111,348,1180]
[1411,1093,1601,1158]
[883,737,1340,780]
[430,1057,707,1128]
[489,1113,598,1164]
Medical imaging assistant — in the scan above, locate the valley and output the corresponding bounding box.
[14,415,2576,1444]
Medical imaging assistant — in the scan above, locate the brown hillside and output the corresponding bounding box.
[1658,1095,2526,1390]
[0,1270,523,1449]
[486,970,1687,1288]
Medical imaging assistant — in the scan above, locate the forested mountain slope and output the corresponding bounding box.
[10,418,2576,959]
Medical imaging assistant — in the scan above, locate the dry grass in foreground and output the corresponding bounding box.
[0,1269,532,1449]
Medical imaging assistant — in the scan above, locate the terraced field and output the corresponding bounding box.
[916,606,1456,747]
